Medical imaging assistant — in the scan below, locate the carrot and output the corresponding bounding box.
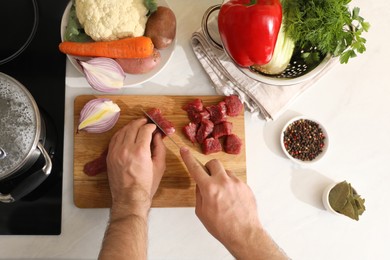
[58,36,154,59]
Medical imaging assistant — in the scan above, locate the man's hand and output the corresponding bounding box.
[106,118,166,216]
[180,146,261,247]
[180,146,288,260]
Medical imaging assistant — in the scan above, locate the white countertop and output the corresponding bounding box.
[1,0,390,259]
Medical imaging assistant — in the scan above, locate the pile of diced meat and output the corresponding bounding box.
[182,95,243,155]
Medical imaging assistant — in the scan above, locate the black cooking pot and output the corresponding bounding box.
[0,72,52,203]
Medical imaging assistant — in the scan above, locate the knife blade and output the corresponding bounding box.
[141,108,210,175]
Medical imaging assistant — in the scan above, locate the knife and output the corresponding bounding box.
[140,107,181,149]
[141,108,210,175]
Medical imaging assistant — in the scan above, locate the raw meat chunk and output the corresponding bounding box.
[183,122,198,144]
[183,99,209,124]
[224,134,242,154]
[202,137,222,155]
[83,149,108,176]
[196,119,214,143]
[182,98,204,112]
[186,109,210,124]
[147,108,175,136]
[213,121,233,139]
[198,110,211,121]
[224,95,243,116]
[206,101,227,124]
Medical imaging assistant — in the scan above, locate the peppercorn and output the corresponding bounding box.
[283,119,326,161]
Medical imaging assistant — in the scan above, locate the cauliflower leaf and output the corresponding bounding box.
[64,4,93,42]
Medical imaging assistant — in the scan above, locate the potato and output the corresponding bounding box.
[115,49,161,74]
[145,6,176,49]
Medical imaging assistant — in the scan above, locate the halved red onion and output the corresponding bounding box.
[78,58,126,92]
[78,98,120,133]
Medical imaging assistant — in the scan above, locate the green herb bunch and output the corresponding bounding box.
[282,0,370,64]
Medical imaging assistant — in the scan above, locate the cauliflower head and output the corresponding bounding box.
[75,0,148,41]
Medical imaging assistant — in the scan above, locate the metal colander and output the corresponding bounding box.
[202,4,333,86]
[249,47,329,79]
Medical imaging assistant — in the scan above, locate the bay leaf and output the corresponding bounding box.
[329,181,350,211]
[328,181,366,221]
[340,200,359,220]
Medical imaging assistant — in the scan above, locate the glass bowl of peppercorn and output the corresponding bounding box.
[280,116,329,165]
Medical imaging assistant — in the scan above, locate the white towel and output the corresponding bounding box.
[191,29,338,121]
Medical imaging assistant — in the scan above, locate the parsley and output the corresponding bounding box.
[282,0,370,64]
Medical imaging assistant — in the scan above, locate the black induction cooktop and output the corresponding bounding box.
[0,0,69,235]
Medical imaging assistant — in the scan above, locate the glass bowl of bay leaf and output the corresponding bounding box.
[322,181,366,221]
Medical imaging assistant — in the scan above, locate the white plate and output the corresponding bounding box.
[60,0,176,87]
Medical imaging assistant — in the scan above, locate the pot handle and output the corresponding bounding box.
[201,4,223,50]
[0,142,52,203]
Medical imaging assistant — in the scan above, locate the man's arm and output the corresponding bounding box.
[99,196,150,260]
[225,225,289,260]
[98,119,166,260]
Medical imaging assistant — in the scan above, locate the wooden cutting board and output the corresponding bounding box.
[73,95,246,208]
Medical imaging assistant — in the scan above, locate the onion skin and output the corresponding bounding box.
[78,58,126,92]
[78,98,120,133]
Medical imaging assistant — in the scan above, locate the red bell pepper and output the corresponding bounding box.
[218,0,283,67]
